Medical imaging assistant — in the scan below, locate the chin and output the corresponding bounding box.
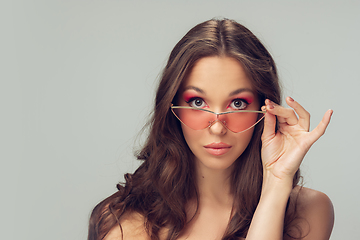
[194,152,241,172]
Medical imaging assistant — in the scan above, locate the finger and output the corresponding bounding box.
[265,99,298,126]
[261,109,277,142]
[285,97,310,131]
[308,109,333,143]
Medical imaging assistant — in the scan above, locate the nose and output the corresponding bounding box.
[208,119,227,135]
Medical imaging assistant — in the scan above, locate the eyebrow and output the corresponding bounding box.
[229,88,254,96]
[183,86,206,94]
[183,86,254,96]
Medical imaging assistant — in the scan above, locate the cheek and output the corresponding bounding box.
[181,126,198,148]
[181,126,208,159]
[233,128,256,153]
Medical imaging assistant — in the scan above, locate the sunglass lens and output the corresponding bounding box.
[172,108,264,133]
[172,108,214,130]
[219,111,264,133]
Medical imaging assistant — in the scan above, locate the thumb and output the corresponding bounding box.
[261,110,277,143]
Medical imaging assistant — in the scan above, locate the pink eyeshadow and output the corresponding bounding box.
[182,91,199,102]
[232,92,254,104]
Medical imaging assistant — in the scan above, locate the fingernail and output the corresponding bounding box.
[266,100,275,109]
[288,96,294,102]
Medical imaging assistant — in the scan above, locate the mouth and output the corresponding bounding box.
[204,142,232,156]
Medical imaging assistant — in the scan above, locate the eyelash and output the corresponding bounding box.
[228,98,249,110]
[186,97,249,110]
[186,97,207,108]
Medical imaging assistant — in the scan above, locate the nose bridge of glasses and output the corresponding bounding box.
[208,111,223,123]
[208,117,228,132]
[209,112,228,129]
[214,111,228,122]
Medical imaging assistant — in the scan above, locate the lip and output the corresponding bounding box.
[204,142,232,156]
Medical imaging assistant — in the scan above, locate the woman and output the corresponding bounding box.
[88,18,334,240]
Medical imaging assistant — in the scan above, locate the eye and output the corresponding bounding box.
[187,97,207,108]
[229,99,248,110]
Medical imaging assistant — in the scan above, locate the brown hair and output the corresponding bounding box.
[88,18,301,240]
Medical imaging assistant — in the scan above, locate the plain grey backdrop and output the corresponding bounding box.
[1,0,359,239]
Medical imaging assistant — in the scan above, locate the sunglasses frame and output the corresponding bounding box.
[170,104,266,133]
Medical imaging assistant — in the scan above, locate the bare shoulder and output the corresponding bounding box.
[103,212,150,240]
[286,186,334,240]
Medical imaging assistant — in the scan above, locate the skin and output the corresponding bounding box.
[178,56,260,177]
[104,56,334,240]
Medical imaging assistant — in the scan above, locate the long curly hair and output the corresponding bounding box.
[88,18,301,240]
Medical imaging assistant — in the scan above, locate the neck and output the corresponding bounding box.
[195,160,234,207]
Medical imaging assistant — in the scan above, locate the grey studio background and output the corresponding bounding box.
[1,0,359,239]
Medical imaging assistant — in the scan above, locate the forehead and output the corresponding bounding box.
[182,56,254,93]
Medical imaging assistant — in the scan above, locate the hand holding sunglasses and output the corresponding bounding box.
[261,97,333,183]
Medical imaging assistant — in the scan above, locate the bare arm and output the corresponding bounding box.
[246,97,333,240]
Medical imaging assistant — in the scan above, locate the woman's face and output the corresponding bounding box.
[177,56,260,172]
